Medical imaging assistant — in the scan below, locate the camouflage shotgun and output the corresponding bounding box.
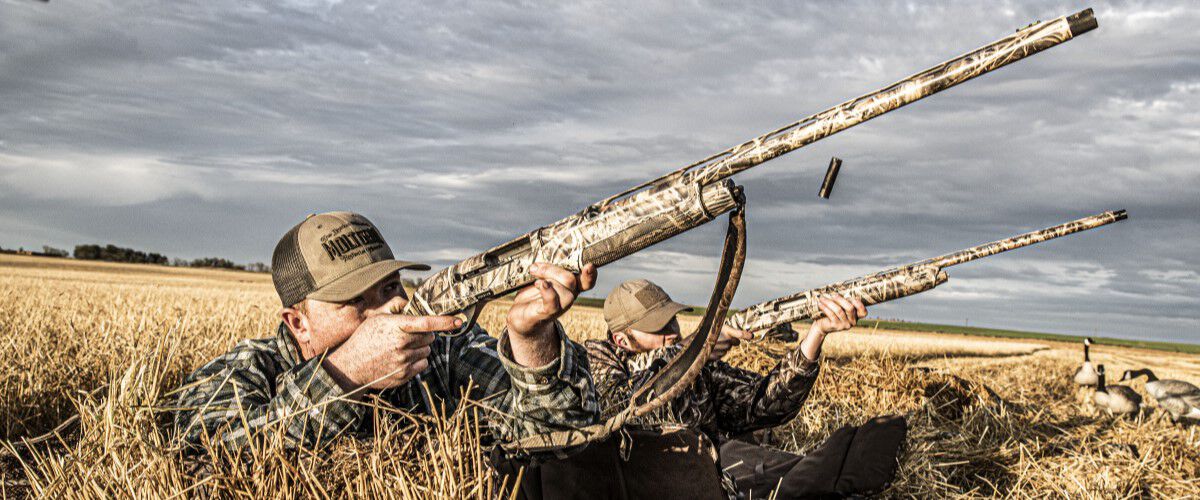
[399,9,1098,451]
[728,210,1127,337]
[404,8,1097,330]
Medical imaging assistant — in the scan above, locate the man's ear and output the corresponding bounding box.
[280,303,310,345]
[613,330,630,350]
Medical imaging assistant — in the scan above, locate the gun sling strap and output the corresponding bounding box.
[503,204,748,453]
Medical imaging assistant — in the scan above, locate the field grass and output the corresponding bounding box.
[2,254,1198,498]
[864,319,1200,354]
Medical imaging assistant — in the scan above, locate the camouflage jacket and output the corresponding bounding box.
[172,322,597,451]
[585,339,819,443]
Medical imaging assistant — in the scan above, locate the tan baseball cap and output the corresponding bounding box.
[271,211,430,306]
[603,279,692,333]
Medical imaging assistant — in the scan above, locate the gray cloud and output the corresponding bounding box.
[1,0,1197,343]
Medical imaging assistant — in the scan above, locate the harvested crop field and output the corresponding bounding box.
[1,254,1198,498]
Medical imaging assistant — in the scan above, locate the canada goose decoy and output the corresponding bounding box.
[1121,368,1200,423]
[1073,337,1099,386]
[1094,365,1141,416]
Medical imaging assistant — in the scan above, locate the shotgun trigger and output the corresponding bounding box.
[444,302,484,338]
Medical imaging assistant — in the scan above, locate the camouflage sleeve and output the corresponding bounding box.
[171,345,366,451]
[585,341,687,423]
[585,341,645,420]
[447,322,598,442]
[710,348,819,436]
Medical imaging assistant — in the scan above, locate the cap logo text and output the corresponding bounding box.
[322,227,384,261]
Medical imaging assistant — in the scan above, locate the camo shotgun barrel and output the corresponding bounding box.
[686,9,1096,187]
[729,210,1126,337]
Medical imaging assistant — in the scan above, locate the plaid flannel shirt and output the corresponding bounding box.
[172,322,597,451]
[585,339,819,443]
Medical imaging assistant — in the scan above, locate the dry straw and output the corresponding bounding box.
[1,254,1197,498]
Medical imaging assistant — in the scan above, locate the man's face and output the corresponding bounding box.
[287,273,407,359]
[615,317,681,353]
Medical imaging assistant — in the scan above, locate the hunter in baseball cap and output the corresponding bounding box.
[271,211,430,306]
[603,279,692,334]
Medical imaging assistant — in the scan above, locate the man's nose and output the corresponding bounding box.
[664,334,680,345]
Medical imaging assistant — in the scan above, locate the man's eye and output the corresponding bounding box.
[346,296,365,305]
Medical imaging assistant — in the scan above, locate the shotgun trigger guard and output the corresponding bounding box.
[442,302,484,338]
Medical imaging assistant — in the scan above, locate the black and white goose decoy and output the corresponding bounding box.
[1121,368,1200,423]
[1094,365,1141,416]
[1073,337,1098,387]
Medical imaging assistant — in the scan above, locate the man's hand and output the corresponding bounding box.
[505,262,597,367]
[506,263,597,338]
[322,314,461,393]
[799,294,867,362]
[708,325,754,361]
[810,294,867,336]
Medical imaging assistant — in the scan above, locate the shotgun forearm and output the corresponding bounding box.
[730,267,947,334]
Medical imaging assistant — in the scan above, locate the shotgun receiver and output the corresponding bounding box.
[728,210,1127,336]
[403,9,1099,333]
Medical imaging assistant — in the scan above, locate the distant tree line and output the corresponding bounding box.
[66,243,269,273]
[74,244,169,264]
[0,245,71,258]
[41,246,70,257]
[4,242,270,273]
[176,257,240,269]
[170,257,270,273]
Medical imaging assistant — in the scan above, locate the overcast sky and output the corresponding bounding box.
[2,0,1197,344]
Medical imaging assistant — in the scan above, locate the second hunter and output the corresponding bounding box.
[588,279,907,499]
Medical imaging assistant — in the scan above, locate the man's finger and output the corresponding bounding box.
[382,295,407,315]
[815,297,834,321]
[851,297,867,318]
[543,279,578,309]
[820,298,847,325]
[399,331,437,349]
[725,327,754,341]
[408,358,430,378]
[513,284,542,303]
[397,344,433,363]
[536,279,563,316]
[579,263,598,292]
[835,293,864,326]
[830,294,856,316]
[828,297,851,326]
[398,315,462,334]
[530,263,580,293]
[830,294,858,327]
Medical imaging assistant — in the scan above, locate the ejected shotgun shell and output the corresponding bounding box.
[818,157,842,199]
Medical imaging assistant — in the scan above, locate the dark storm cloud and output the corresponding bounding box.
[1,0,1197,343]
